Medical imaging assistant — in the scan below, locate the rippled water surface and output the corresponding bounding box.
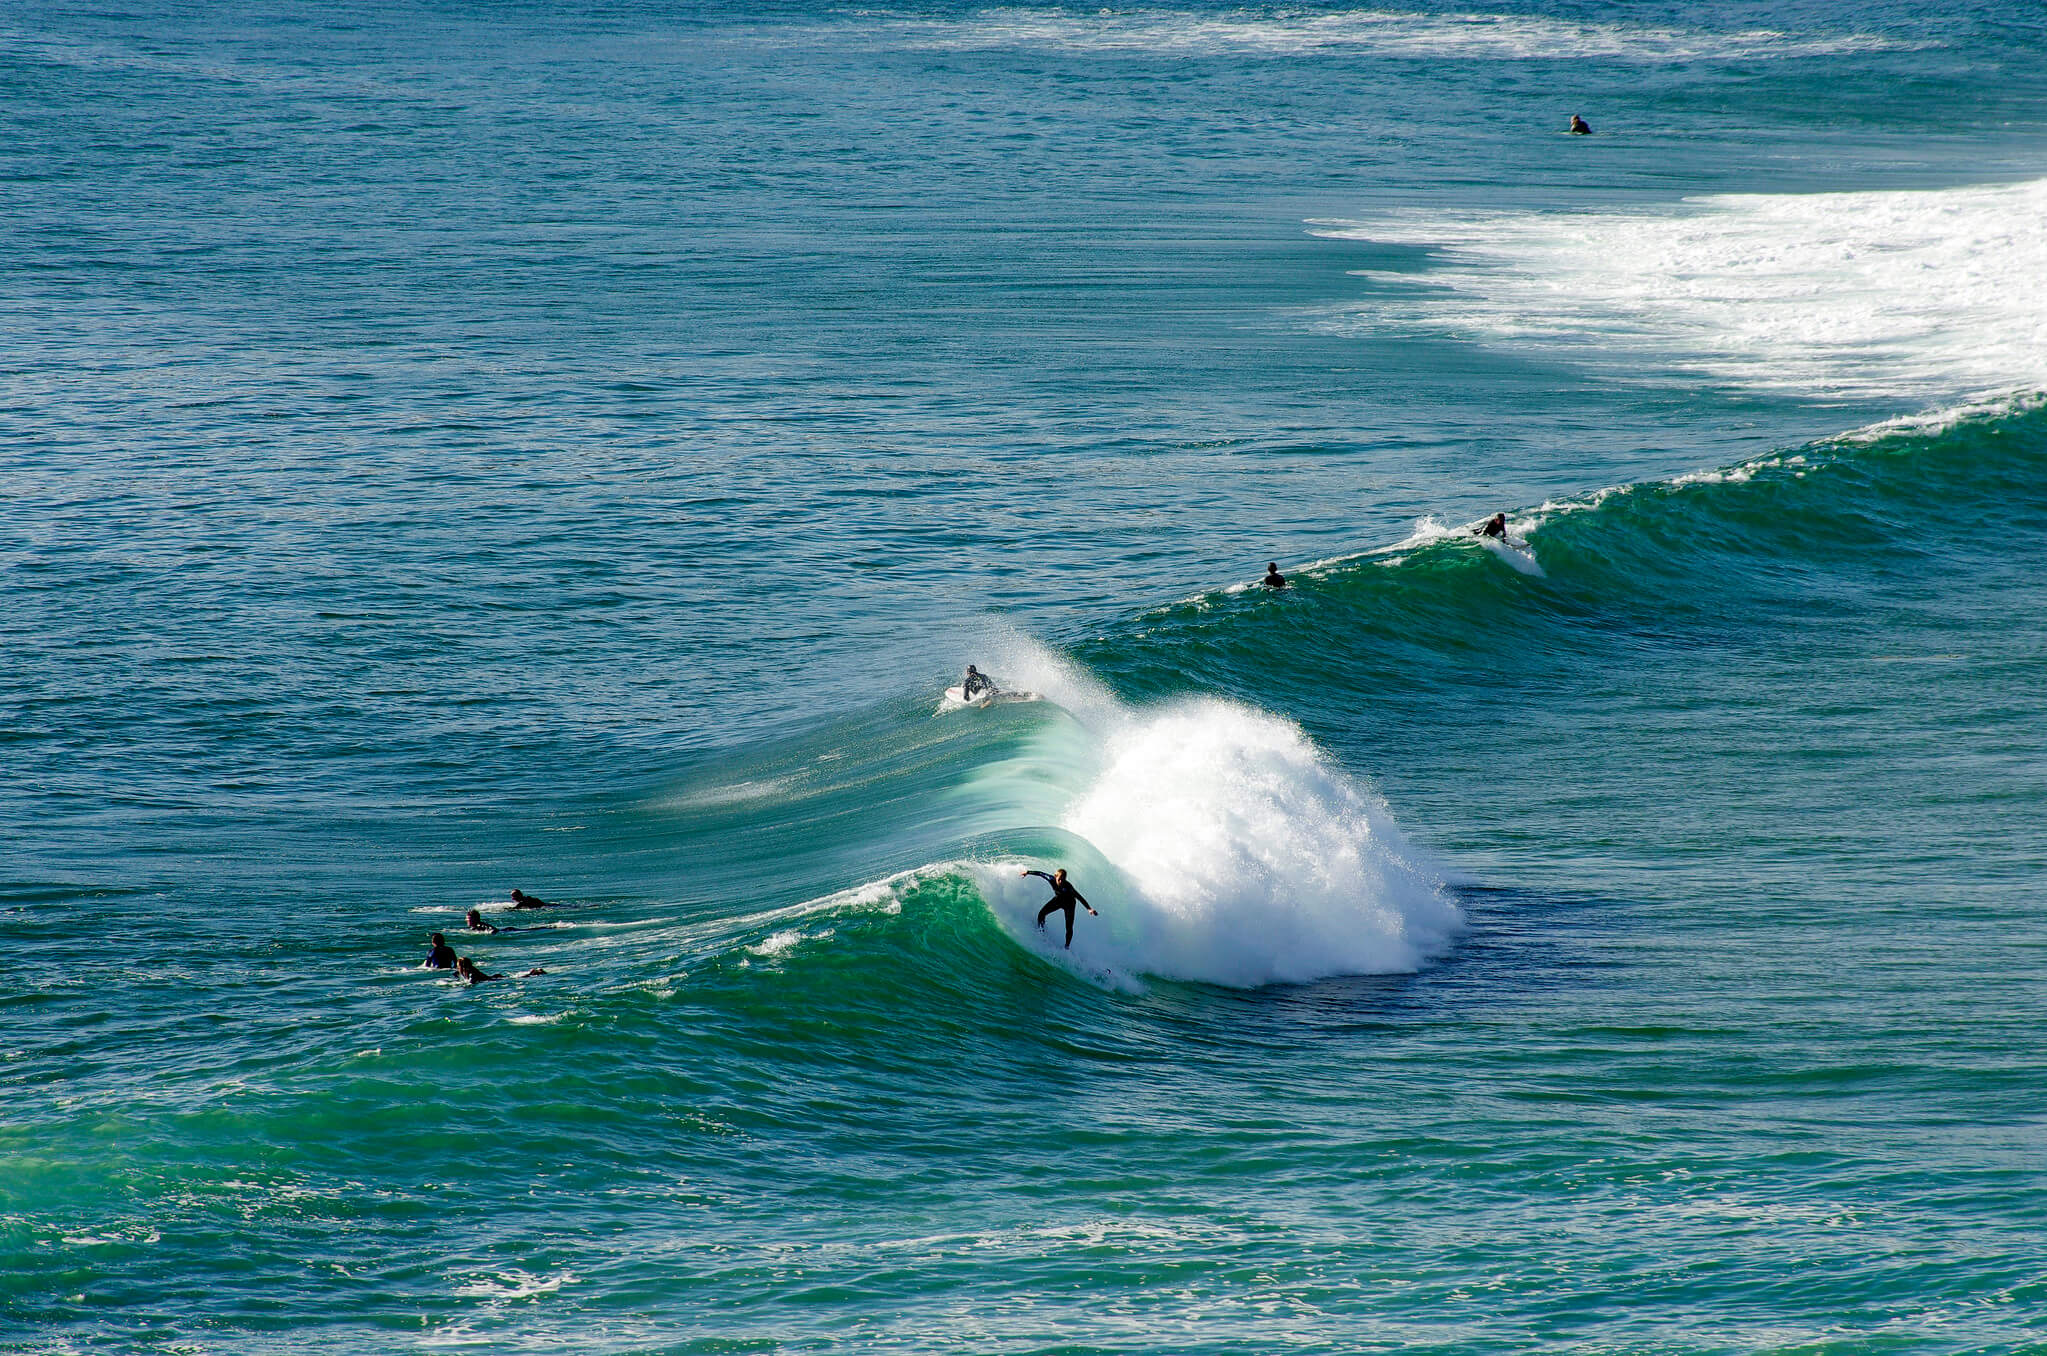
[6,1,2047,1351]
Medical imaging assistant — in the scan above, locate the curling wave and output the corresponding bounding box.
[976,696,1460,988]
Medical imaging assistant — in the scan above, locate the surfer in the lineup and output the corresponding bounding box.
[1261,561,1287,589]
[1021,867,1096,949]
[510,889,553,910]
[465,908,498,934]
[1569,114,1592,135]
[1477,513,1509,540]
[961,665,997,701]
[423,933,457,970]
[455,957,547,984]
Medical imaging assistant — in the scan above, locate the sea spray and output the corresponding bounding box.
[978,697,1460,987]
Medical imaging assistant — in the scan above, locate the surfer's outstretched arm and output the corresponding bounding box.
[1071,889,1096,916]
[1020,869,1055,884]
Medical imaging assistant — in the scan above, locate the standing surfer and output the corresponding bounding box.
[1021,867,1096,949]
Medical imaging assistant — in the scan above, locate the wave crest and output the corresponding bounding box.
[981,698,1461,988]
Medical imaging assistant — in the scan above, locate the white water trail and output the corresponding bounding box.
[887,8,1904,61]
[1312,177,2047,402]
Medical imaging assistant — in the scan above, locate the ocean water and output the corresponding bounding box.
[5,0,2047,1350]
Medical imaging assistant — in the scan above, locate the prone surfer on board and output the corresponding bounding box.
[1021,867,1096,949]
[455,956,548,985]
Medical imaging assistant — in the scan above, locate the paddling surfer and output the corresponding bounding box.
[1021,867,1096,949]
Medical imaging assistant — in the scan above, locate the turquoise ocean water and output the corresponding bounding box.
[6,1,2047,1350]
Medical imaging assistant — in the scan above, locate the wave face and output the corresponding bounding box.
[1312,178,2047,401]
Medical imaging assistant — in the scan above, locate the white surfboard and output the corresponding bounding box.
[1475,533,1543,576]
[938,685,1043,712]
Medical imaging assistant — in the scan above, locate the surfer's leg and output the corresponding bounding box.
[1062,903,1075,948]
[1037,900,1059,930]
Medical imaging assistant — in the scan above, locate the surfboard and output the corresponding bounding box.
[939,685,1043,712]
[1474,533,1543,576]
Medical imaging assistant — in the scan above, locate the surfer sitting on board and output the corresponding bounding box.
[1477,513,1508,540]
[1261,561,1287,589]
[1021,867,1097,949]
[961,665,998,701]
[423,933,458,970]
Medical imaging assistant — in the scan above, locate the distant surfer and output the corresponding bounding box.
[1569,114,1592,135]
[510,889,553,910]
[1477,513,1508,540]
[465,908,499,934]
[423,933,458,970]
[1021,867,1096,949]
[1261,561,1287,589]
[961,665,998,701]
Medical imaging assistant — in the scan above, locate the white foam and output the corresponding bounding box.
[891,8,1901,61]
[747,926,834,959]
[453,1268,578,1300]
[979,697,1460,988]
[1312,177,2047,401]
[1388,515,1543,574]
[949,624,1122,727]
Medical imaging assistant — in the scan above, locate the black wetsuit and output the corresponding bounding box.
[1479,517,1507,540]
[962,671,995,700]
[1262,570,1287,589]
[424,942,458,970]
[1024,870,1092,948]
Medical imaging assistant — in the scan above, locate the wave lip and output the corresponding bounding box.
[982,697,1461,989]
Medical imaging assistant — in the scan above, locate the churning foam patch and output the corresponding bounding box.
[954,623,1123,727]
[980,696,1461,989]
[886,7,1902,61]
[1312,177,2047,402]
